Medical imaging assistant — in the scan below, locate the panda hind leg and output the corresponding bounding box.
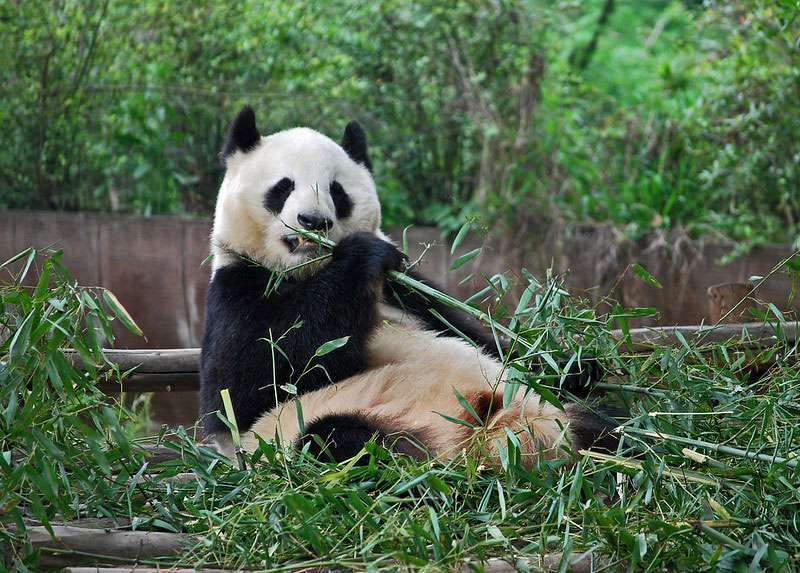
[565,403,623,454]
[552,356,604,399]
[298,413,428,464]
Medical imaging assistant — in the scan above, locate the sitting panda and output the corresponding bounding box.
[199,105,616,467]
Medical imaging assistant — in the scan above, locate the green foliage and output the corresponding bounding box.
[542,0,800,244]
[0,249,156,567]
[2,249,800,570]
[1,1,799,240]
[690,2,800,243]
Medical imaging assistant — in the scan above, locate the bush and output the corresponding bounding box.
[1,1,798,243]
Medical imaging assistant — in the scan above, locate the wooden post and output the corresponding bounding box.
[59,322,799,395]
[707,282,752,324]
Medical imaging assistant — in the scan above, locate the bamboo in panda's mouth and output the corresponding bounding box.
[284,233,325,253]
[287,229,539,355]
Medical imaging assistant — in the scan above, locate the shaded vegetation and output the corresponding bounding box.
[1,1,799,246]
[2,249,800,570]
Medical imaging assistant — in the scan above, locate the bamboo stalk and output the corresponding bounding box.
[619,426,798,468]
[297,230,534,350]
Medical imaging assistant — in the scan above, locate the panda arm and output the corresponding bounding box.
[268,234,406,381]
[379,269,606,395]
[382,269,503,359]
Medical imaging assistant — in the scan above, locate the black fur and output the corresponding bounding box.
[263,177,295,214]
[340,121,372,172]
[200,233,408,439]
[221,105,261,164]
[550,356,604,398]
[299,412,427,463]
[565,404,621,453]
[329,180,353,219]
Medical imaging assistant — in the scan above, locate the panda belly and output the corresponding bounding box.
[239,309,574,465]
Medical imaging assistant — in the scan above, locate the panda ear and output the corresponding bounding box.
[341,121,373,172]
[220,105,261,165]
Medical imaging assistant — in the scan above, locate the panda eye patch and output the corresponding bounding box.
[263,177,295,214]
[329,180,353,219]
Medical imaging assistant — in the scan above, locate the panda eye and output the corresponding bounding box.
[329,180,353,219]
[264,177,294,214]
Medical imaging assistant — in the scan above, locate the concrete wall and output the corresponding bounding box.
[2,210,797,351]
[2,211,210,349]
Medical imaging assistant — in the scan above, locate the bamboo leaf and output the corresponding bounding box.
[434,410,476,429]
[524,376,564,412]
[632,263,663,288]
[314,336,350,357]
[103,289,144,337]
[449,248,481,271]
[9,311,34,366]
[1,246,35,270]
[451,222,470,255]
[452,387,483,425]
[33,261,52,300]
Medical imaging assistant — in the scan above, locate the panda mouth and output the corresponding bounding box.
[283,234,325,255]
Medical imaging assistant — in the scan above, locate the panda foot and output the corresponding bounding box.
[555,356,604,398]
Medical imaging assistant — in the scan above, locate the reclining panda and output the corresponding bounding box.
[199,105,616,466]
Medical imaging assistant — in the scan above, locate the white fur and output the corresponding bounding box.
[238,306,574,466]
[227,306,569,466]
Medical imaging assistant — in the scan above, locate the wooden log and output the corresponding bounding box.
[11,444,185,465]
[61,322,797,394]
[612,321,798,352]
[63,569,230,573]
[63,569,228,573]
[66,349,201,392]
[8,525,189,570]
[61,555,604,573]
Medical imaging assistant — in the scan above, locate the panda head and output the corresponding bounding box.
[211,105,381,273]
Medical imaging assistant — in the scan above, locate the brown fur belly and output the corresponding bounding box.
[239,322,581,467]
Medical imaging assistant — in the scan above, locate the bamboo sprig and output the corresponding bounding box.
[294,229,535,352]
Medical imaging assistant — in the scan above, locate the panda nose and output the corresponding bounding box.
[297,212,333,232]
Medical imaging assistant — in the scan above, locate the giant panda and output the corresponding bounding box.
[199,105,616,467]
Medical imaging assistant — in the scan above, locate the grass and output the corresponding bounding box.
[2,247,800,571]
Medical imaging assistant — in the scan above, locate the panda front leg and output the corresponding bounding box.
[275,232,409,379]
[200,233,406,453]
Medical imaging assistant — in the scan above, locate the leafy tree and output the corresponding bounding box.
[1,0,798,244]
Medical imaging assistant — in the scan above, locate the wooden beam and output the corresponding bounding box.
[611,321,798,352]
[65,323,796,393]
[66,349,201,392]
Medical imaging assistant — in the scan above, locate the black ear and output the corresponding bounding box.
[341,121,372,172]
[220,105,261,165]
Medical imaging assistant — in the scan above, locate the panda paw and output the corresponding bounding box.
[335,233,408,276]
[555,357,604,398]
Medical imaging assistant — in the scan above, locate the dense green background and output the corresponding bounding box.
[2,0,799,245]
